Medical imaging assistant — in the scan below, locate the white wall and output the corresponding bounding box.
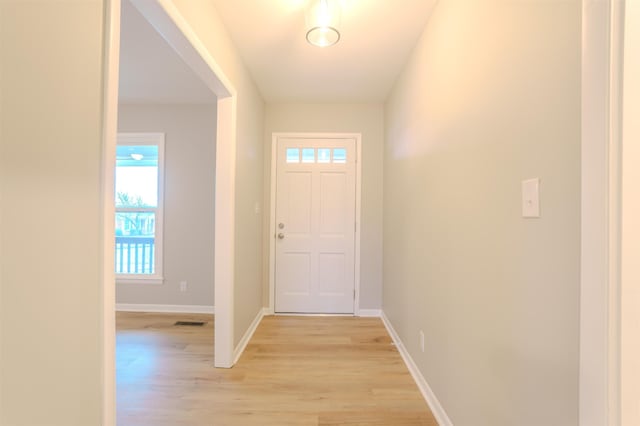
[0,2,106,424]
[116,103,216,308]
[621,2,640,424]
[169,0,265,346]
[264,103,384,310]
[383,2,581,425]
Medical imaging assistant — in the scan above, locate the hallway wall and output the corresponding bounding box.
[383,2,581,425]
[0,2,107,425]
[170,0,266,346]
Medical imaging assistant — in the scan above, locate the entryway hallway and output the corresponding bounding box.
[117,313,436,426]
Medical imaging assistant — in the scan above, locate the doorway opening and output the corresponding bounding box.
[102,0,238,422]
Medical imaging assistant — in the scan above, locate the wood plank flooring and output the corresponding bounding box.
[116,312,437,426]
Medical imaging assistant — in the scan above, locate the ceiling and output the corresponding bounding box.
[212,0,436,102]
[118,0,216,104]
[119,0,435,104]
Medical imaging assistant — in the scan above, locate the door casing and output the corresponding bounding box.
[268,133,362,315]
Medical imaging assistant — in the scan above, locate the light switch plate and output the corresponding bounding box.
[522,178,540,218]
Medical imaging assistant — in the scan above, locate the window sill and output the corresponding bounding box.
[116,276,164,285]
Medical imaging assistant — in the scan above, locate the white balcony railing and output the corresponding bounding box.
[115,236,155,274]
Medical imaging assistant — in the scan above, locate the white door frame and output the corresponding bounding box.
[268,133,362,315]
[102,0,238,423]
[580,1,624,425]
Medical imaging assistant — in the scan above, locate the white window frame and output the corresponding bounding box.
[115,132,165,284]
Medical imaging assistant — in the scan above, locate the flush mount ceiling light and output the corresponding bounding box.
[306,0,341,47]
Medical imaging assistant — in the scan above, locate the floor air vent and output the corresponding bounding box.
[174,321,206,326]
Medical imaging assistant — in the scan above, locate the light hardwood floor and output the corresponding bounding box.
[116,312,437,426]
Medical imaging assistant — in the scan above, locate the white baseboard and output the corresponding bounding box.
[357,309,381,317]
[233,307,267,365]
[381,311,453,426]
[116,303,215,314]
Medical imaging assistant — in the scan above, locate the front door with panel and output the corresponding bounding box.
[275,136,357,314]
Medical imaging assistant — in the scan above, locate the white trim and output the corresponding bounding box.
[380,311,453,426]
[607,3,624,423]
[116,304,215,314]
[116,278,164,285]
[101,1,120,424]
[268,132,363,315]
[274,313,354,317]
[357,309,381,317]
[268,136,277,315]
[233,308,267,364]
[579,2,624,425]
[353,136,363,315]
[213,96,237,368]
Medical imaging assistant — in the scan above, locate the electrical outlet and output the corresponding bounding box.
[419,331,425,353]
[179,281,187,292]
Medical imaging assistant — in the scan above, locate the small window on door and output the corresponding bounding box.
[302,148,315,163]
[317,148,331,163]
[333,148,347,163]
[286,148,300,163]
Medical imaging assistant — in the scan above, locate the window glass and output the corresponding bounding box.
[115,212,156,238]
[115,145,158,207]
[302,148,315,163]
[317,148,331,163]
[286,148,300,163]
[115,212,156,274]
[333,148,347,163]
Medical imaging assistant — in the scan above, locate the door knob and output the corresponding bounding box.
[278,233,285,240]
[278,223,285,229]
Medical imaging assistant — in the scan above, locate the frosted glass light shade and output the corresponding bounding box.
[306,0,341,47]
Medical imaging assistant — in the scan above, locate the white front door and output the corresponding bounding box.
[274,136,357,314]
